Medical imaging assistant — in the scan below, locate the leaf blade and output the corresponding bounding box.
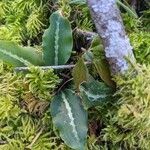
[42,11,73,65]
[0,40,43,67]
[79,77,114,109]
[90,36,114,87]
[51,89,88,150]
[72,58,89,91]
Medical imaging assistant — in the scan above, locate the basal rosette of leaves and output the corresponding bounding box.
[99,64,150,149]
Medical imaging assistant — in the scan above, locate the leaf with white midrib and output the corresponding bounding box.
[79,76,114,109]
[42,11,73,65]
[0,48,31,66]
[51,89,88,150]
[54,20,60,65]
[61,92,79,142]
[0,41,43,67]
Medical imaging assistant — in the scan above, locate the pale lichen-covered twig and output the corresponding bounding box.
[87,0,135,75]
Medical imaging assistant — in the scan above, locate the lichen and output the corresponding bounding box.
[91,0,115,13]
[88,0,135,74]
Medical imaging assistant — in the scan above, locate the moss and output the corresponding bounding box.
[99,64,150,149]
[25,66,60,100]
[130,32,150,64]
[0,0,51,44]
[0,62,64,150]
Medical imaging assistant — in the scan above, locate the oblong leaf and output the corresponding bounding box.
[89,36,114,87]
[72,58,89,91]
[51,89,88,150]
[0,40,43,67]
[42,11,73,65]
[79,77,114,109]
[93,59,115,87]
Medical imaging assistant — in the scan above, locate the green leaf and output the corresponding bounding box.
[0,40,43,67]
[42,11,73,65]
[51,89,88,150]
[72,58,89,91]
[93,59,114,87]
[79,77,114,109]
[90,36,114,87]
[82,50,93,62]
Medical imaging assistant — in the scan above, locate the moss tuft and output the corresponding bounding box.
[99,64,150,149]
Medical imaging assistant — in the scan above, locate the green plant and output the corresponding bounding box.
[51,89,88,149]
[69,2,93,31]
[0,0,150,150]
[0,41,43,67]
[72,57,89,91]
[50,70,113,149]
[122,13,141,32]
[141,6,150,31]
[130,31,150,64]
[95,64,150,149]
[116,0,138,18]
[0,0,51,43]
[0,61,63,150]
[26,66,60,100]
[88,36,114,87]
[42,11,73,65]
[0,11,73,67]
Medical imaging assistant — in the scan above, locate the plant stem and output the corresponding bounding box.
[15,62,92,71]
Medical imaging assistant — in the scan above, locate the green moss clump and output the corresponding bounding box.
[25,66,60,100]
[0,62,66,150]
[130,32,150,65]
[98,64,150,149]
[0,0,51,44]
